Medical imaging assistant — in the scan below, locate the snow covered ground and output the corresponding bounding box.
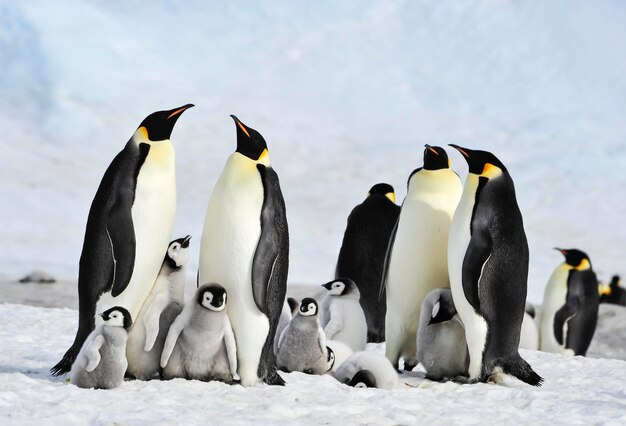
[1,302,625,425]
[1,1,625,303]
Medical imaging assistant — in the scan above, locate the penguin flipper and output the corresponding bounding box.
[553,298,579,346]
[379,216,399,302]
[107,179,136,298]
[461,227,493,313]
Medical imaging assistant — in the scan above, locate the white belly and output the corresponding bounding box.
[386,169,461,356]
[199,153,269,386]
[448,174,488,379]
[540,265,574,355]
[519,312,539,351]
[97,141,176,321]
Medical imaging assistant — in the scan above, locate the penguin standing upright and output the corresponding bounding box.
[319,278,367,352]
[383,145,462,370]
[540,249,599,356]
[335,183,400,343]
[125,235,191,380]
[199,116,288,386]
[600,275,626,306]
[52,105,193,376]
[447,145,542,386]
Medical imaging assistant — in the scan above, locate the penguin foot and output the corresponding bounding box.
[403,360,417,372]
[452,375,470,384]
[50,353,76,377]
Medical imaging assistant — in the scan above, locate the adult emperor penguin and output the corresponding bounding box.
[335,183,400,342]
[199,115,289,386]
[448,145,542,386]
[52,105,193,376]
[126,235,191,380]
[540,248,599,356]
[600,275,626,306]
[383,145,462,370]
[70,307,132,389]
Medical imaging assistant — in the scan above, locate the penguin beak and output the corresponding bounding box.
[182,235,192,248]
[99,313,106,319]
[448,144,471,158]
[230,115,251,138]
[167,104,194,120]
[322,282,333,290]
[554,247,568,256]
[425,144,439,156]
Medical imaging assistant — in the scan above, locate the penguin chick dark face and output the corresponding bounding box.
[368,183,396,203]
[448,144,507,178]
[230,115,269,162]
[326,347,335,372]
[322,278,356,296]
[423,145,450,171]
[428,292,457,326]
[197,283,227,311]
[555,248,592,270]
[348,369,377,388]
[165,235,191,269]
[137,104,194,142]
[100,306,132,329]
[299,298,318,317]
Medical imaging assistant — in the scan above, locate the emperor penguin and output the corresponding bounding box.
[52,105,193,376]
[160,283,237,383]
[447,145,542,386]
[383,145,462,370]
[519,304,539,351]
[540,248,599,356]
[70,306,132,389]
[333,351,398,390]
[125,235,191,380]
[335,183,400,342]
[319,278,367,352]
[416,288,469,381]
[276,298,333,375]
[199,116,289,386]
[600,275,626,306]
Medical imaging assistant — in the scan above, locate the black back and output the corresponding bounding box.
[563,269,599,355]
[335,186,400,343]
[252,164,289,385]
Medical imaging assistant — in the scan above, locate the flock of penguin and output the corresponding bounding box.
[48,104,621,391]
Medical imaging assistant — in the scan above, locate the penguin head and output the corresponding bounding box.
[322,278,358,297]
[348,369,377,388]
[610,275,621,288]
[165,235,191,269]
[230,115,269,163]
[555,248,592,270]
[299,298,318,317]
[197,283,227,312]
[449,144,507,178]
[100,306,132,329]
[287,297,299,315]
[326,347,336,372]
[134,104,194,142]
[368,183,396,203]
[423,145,450,171]
[428,289,457,325]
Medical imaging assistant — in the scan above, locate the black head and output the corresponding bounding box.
[164,235,192,270]
[348,369,377,388]
[555,248,592,269]
[610,275,621,288]
[326,347,336,371]
[299,297,318,316]
[100,306,132,329]
[368,183,396,203]
[197,283,227,311]
[525,303,536,319]
[137,104,194,141]
[287,297,299,315]
[322,278,357,296]
[423,145,450,171]
[448,144,507,175]
[231,115,268,161]
[428,290,457,326]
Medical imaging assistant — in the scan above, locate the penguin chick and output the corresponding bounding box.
[126,236,191,380]
[70,307,132,389]
[334,351,398,390]
[320,278,367,352]
[274,299,293,355]
[160,283,237,383]
[276,298,333,375]
[326,339,354,372]
[416,289,469,381]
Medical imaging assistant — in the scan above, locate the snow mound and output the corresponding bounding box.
[1,303,625,424]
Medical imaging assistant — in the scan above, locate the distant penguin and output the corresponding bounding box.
[416,289,469,381]
[274,300,293,355]
[519,305,539,351]
[600,275,626,306]
[334,351,398,390]
[383,145,462,370]
[276,298,333,375]
[335,183,400,343]
[319,278,367,352]
[70,307,132,389]
[326,339,354,372]
[160,283,237,383]
[448,145,542,386]
[52,105,194,376]
[126,235,191,380]
[199,116,288,386]
[540,249,599,356]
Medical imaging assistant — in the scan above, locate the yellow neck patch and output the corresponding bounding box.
[138,126,149,140]
[481,163,503,179]
[598,284,612,296]
[577,258,591,270]
[385,192,396,203]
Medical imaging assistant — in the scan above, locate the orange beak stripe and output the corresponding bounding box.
[427,146,439,156]
[236,120,251,138]
[167,106,189,120]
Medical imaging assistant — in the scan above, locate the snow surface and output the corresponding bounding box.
[1,303,625,425]
[1,1,625,303]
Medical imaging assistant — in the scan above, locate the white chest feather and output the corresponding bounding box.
[540,264,573,354]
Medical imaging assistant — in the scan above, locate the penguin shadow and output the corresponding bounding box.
[0,364,68,383]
